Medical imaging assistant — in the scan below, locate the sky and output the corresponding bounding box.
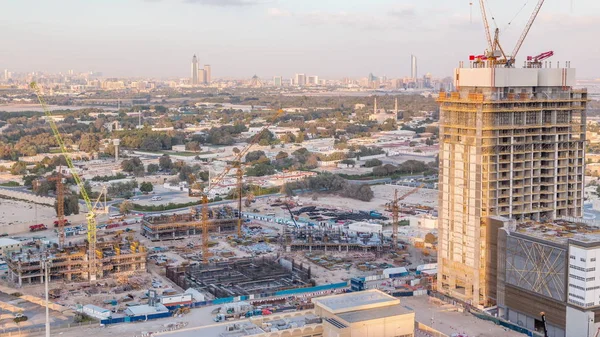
[1,0,599,79]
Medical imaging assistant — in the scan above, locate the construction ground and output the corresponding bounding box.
[0,183,440,335]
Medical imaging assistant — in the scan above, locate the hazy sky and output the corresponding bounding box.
[1,0,599,79]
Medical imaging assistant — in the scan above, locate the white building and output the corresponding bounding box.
[409,214,437,230]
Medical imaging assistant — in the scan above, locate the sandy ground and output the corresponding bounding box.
[0,199,56,226]
[253,184,437,217]
[402,296,524,337]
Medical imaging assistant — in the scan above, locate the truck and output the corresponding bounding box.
[53,219,71,227]
[29,224,47,232]
[106,223,121,229]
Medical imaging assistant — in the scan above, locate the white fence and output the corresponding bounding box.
[0,189,54,206]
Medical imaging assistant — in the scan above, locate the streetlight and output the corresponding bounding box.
[41,251,52,337]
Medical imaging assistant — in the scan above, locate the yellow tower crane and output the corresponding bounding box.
[30,82,99,281]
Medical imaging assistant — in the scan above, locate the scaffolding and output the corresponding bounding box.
[437,86,587,307]
[282,226,390,256]
[6,238,147,286]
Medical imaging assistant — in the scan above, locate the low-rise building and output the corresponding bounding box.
[0,238,21,258]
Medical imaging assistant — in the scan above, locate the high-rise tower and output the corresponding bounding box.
[410,55,417,79]
[437,63,586,306]
[204,65,211,84]
[191,55,199,85]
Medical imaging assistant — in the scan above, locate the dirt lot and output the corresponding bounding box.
[402,296,524,337]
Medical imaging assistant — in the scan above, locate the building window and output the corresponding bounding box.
[571,265,586,272]
[571,255,576,260]
[588,268,596,272]
[570,274,585,281]
[582,258,587,262]
[569,293,586,300]
[592,258,597,262]
[587,277,596,282]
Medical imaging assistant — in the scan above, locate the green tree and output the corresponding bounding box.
[58,195,80,216]
[424,233,437,244]
[340,159,356,167]
[147,163,159,174]
[10,162,27,175]
[120,200,133,214]
[121,157,145,177]
[365,159,383,167]
[140,181,154,193]
[246,150,267,163]
[159,155,173,171]
[178,165,193,183]
[246,163,276,177]
[185,141,202,152]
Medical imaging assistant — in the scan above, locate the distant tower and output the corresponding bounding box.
[198,68,205,85]
[204,65,211,84]
[273,76,282,87]
[3,69,7,81]
[294,74,306,86]
[374,96,377,114]
[411,55,418,79]
[191,55,199,85]
[113,139,121,161]
[394,97,398,112]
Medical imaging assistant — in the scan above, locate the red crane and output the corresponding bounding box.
[527,51,554,68]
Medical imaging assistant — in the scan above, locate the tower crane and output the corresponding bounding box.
[199,109,285,264]
[390,183,425,249]
[477,0,546,67]
[30,82,99,281]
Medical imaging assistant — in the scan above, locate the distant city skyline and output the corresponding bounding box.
[1,0,599,78]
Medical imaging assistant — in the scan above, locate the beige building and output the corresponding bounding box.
[437,65,587,307]
[0,238,21,258]
[314,290,415,337]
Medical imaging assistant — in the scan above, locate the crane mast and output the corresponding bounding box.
[30,82,98,281]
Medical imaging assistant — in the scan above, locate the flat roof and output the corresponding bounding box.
[513,220,600,246]
[0,238,21,247]
[83,304,110,313]
[312,289,399,314]
[337,304,413,323]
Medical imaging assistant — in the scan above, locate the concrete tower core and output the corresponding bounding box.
[113,139,121,161]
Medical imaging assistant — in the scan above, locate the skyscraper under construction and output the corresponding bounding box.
[437,61,587,307]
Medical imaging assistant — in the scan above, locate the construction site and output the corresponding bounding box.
[6,236,147,286]
[142,207,238,241]
[282,226,390,254]
[165,257,312,299]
